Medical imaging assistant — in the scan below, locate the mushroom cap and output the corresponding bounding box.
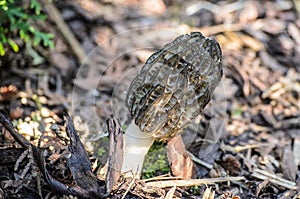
[126,32,222,141]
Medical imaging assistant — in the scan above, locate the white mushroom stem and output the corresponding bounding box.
[121,121,155,177]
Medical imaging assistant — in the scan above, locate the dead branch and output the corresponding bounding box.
[43,0,88,64]
[0,111,108,198]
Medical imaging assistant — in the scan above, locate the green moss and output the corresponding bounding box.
[97,147,105,157]
[93,136,109,166]
[142,141,170,179]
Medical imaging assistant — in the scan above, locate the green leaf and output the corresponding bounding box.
[29,26,35,33]
[48,40,54,49]
[46,33,54,39]
[33,31,54,48]
[0,1,7,6]
[33,34,41,46]
[0,42,5,56]
[0,0,54,55]
[8,38,18,52]
[19,29,30,42]
[30,0,41,15]
[43,33,55,49]
[0,3,8,10]
[0,30,7,42]
[7,6,27,20]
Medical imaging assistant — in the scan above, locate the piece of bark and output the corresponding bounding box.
[63,114,106,197]
[105,117,123,193]
[281,146,296,181]
[166,135,195,179]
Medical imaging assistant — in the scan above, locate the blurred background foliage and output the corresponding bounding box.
[0,0,54,56]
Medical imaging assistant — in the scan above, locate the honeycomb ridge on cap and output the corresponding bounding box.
[126,32,222,141]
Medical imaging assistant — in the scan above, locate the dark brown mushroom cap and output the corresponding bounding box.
[126,32,222,141]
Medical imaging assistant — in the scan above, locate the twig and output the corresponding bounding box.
[37,171,43,198]
[121,177,138,199]
[251,168,298,190]
[0,111,33,149]
[43,0,88,64]
[165,186,176,199]
[143,174,182,183]
[187,151,213,170]
[145,176,245,188]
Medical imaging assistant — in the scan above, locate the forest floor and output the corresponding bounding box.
[0,0,300,198]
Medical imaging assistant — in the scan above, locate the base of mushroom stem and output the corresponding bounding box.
[121,122,155,178]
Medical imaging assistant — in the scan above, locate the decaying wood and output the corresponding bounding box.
[167,135,195,179]
[105,117,124,193]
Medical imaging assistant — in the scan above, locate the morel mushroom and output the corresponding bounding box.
[121,32,222,177]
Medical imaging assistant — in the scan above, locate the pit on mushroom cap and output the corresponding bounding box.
[121,32,222,177]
